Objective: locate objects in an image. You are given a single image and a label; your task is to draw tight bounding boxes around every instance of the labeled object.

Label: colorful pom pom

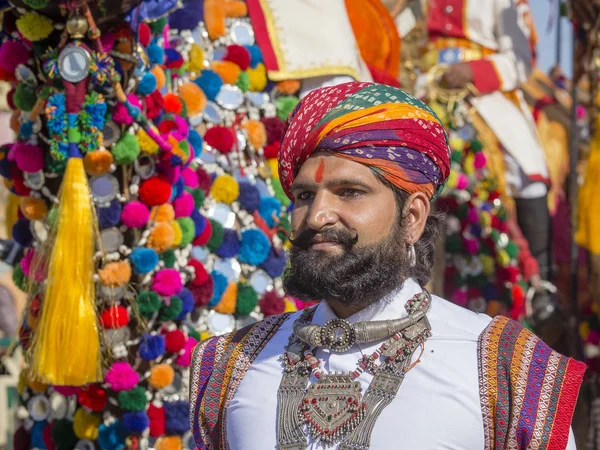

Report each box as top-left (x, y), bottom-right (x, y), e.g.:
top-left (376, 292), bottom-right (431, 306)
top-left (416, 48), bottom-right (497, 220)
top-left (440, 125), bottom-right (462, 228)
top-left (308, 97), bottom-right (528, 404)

top-left (238, 229), bottom-right (271, 265)
top-left (139, 177), bottom-right (173, 207)
top-left (152, 269), bottom-right (183, 297)
top-left (105, 362), bottom-right (139, 392)
top-left (122, 201), bottom-right (150, 228)
top-left (210, 174), bottom-right (239, 204)
top-left (204, 126), bottom-right (235, 153)
top-left (130, 247), bottom-right (159, 274)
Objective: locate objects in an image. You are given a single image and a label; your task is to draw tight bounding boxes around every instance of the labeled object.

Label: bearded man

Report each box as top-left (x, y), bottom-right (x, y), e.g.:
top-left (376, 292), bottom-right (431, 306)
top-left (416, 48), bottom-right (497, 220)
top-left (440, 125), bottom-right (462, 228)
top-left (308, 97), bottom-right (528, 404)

top-left (190, 83), bottom-right (584, 450)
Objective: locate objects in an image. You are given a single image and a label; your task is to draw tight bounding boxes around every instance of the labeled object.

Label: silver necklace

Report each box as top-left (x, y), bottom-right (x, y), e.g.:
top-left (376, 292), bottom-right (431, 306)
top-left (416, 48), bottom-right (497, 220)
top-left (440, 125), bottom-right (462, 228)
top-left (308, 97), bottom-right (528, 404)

top-left (277, 291), bottom-right (432, 450)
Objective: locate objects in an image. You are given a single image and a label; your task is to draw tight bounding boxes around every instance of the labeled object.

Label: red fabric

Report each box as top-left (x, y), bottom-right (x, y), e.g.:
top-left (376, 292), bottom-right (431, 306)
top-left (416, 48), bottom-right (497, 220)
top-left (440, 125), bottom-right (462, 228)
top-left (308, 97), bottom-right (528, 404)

top-left (468, 60), bottom-right (502, 94)
top-left (427, 0), bottom-right (466, 39)
top-left (246, 0), bottom-right (279, 72)
top-left (506, 216), bottom-right (539, 281)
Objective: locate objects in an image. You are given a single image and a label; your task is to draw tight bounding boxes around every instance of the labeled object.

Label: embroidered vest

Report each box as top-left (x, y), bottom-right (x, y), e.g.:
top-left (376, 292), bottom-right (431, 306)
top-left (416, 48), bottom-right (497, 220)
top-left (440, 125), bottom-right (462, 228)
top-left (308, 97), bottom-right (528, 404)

top-left (190, 314), bottom-right (585, 450)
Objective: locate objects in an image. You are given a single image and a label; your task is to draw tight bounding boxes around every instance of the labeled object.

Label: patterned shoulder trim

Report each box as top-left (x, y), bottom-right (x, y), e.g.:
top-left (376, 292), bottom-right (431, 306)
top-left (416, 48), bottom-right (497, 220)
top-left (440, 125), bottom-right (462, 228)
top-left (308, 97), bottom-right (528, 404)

top-left (478, 316), bottom-right (586, 450)
top-left (190, 312), bottom-right (291, 450)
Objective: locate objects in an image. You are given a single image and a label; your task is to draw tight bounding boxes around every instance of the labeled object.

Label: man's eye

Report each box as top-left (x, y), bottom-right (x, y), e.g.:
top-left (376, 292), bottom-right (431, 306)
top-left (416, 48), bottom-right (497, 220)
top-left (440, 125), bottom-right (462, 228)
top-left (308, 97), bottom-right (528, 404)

top-left (339, 189), bottom-right (363, 198)
top-left (297, 191), bottom-right (314, 201)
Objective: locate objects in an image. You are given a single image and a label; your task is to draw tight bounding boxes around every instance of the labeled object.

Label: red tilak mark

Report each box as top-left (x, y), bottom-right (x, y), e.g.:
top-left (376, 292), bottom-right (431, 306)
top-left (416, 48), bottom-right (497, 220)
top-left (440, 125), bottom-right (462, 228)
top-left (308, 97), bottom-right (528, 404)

top-left (315, 160), bottom-right (325, 183)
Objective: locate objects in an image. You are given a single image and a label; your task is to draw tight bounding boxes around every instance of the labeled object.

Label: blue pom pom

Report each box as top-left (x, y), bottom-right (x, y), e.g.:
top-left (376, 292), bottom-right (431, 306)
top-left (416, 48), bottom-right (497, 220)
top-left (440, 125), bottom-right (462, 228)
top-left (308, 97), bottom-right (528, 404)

top-left (260, 247), bottom-right (287, 278)
top-left (30, 421), bottom-right (47, 449)
top-left (188, 129), bottom-right (203, 155)
top-left (147, 43), bottom-right (165, 65)
top-left (193, 70), bottom-right (223, 101)
top-left (245, 45), bottom-right (264, 69)
top-left (176, 287), bottom-right (195, 320)
top-left (99, 421), bottom-right (127, 450)
top-left (190, 210), bottom-right (207, 237)
top-left (97, 200), bottom-right (122, 229)
top-left (470, 224), bottom-right (482, 238)
top-left (258, 196), bottom-right (282, 228)
top-left (483, 284), bottom-right (499, 301)
top-left (12, 218), bottom-right (33, 247)
top-left (238, 229), bottom-right (271, 266)
top-left (139, 334), bottom-right (165, 360)
top-left (173, 176), bottom-right (185, 199)
top-left (165, 48), bottom-right (183, 67)
top-left (137, 72), bottom-right (157, 96)
top-left (209, 271), bottom-right (228, 307)
top-left (238, 182), bottom-right (261, 213)
top-left (130, 248), bottom-right (159, 274)
top-left (164, 401), bottom-right (190, 435)
top-left (215, 228), bottom-right (240, 258)
top-left (122, 411), bottom-right (149, 434)
top-left (168, 0), bottom-right (203, 30)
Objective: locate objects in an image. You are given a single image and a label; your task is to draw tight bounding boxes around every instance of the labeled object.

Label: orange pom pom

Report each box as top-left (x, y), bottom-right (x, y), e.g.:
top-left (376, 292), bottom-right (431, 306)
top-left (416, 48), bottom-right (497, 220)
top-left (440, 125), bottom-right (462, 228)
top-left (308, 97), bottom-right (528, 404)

top-left (151, 65), bottom-right (167, 90)
top-left (147, 222), bottom-right (175, 253)
top-left (241, 120), bottom-right (267, 149)
top-left (204, 0), bottom-right (226, 40)
top-left (20, 197), bottom-right (47, 220)
top-left (83, 149), bottom-right (113, 176)
top-left (163, 93), bottom-right (183, 115)
top-left (148, 364), bottom-right (175, 389)
top-left (150, 204), bottom-right (175, 223)
top-left (179, 82), bottom-right (206, 116)
top-left (224, 1), bottom-right (247, 17)
top-left (210, 61), bottom-right (241, 85)
top-left (98, 261), bottom-right (132, 287)
top-left (156, 436), bottom-right (182, 450)
top-left (276, 80), bottom-right (301, 95)
top-left (214, 282), bottom-right (237, 315)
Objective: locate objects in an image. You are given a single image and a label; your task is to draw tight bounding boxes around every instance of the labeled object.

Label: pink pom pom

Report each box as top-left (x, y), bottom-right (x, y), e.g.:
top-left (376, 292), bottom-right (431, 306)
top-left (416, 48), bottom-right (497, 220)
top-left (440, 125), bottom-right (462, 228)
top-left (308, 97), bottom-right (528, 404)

top-left (104, 362), bottom-right (139, 391)
top-left (101, 32), bottom-right (116, 52)
top-left (464, 238), bottom-right (479, 255)
top-left (152, 269), bottom-right (182, 297)
top-left (456, 173), bottom-right (469, 190)
top-left (52, 386), bottom-right (80, 396)
top-left (122, 201), bottom-right (150, 228)
top-left (21, 248), bottom-right (45, 282)
top-left (451, 289), bottom-right (469, 308)
top-left (0, 41), bottom-right (29, 73)
top-left (174, 337), bottom-right (198, 367)
top-left (467, 207), bottom-right (478, 224)
top-left (112, 95), bottom-right (140, 125)
top-left (10, 143), bottom-right (43, 173)
top-left (589, 330), bottom-right (600, 346)
top-left (173, 191), bottom-right (194, 218)
top-left (577, 105), bottom-right (586, 120)
top-left (474, 152), bottom-right (487, 170)
top-left (181, 167), bottom-right (199, 188)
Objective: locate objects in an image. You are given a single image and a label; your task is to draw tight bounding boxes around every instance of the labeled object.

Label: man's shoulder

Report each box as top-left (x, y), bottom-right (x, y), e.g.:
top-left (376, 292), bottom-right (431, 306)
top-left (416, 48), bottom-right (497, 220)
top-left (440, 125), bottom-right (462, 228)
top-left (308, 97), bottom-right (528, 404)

top-left (428, 295), bottom-right (494, 342)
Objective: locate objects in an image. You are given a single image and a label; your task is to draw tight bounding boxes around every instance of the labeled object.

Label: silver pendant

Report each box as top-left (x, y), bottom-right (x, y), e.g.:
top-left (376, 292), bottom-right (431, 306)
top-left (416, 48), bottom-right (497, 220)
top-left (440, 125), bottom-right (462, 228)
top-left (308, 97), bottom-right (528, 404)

top-left (299, 374), bottom-right (366, 444)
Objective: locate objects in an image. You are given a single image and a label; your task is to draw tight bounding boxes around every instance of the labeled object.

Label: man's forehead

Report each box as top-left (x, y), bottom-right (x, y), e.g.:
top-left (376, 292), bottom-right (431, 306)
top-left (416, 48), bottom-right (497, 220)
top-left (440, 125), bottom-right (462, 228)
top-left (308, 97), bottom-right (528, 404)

top-left (293, 153), bottom-right (381, 186)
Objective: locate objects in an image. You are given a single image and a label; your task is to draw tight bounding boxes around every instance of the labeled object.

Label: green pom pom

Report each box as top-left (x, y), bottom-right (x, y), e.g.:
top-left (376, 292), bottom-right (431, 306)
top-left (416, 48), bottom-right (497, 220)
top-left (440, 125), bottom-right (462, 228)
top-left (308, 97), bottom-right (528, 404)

top-left (236, 71), bottom-right (250, 92)
top-left (496, 208), bottom-right (508, 222)
top-left (479, 240), bottom-right (493, 256)
top-left (137, 291), bottom-right (161, 318)
top-left (236, 283), bottom-right (258, 316)
top-left (52, 419), bottom-right (78, 450)
top-left (12, 265), bottom-right (26, 292)
top-left (451, 150), bottom-right (463, 164)
top-left (206, 219), bottom-right (224, 252)
top-left (177, 217), bottom-right (195, 247)
top-left (278, 215), bottom-right (291, 232)
top-left (14, 84), bottom-right (36, 112)
top-left (470, 140), bottom-right (483, 152)
top-left (455, 203), bottom-right (468, 220)
top-left (188, 327), bottom-right (201, 342)
top-left (188, 188), bottom-right (205, 209)
top-left (445, 234), bottom-right (462, 254)
top-left (118, 387), bottom-right (148, 411)
top-left (149, 17), bottom-right (168, 34)
top-left (24, 0), bottom-right (49, 8)
top-left (161, 249), bottom-right (177, 268)
top-left (271, 178), bottom-right (291, 208)
top-left (490, 229), bottom-right (500, 244)
top-left (112, 133), bottom-right (141, 165)
top-left (505, 241), bottom-right (519, 260)
top-left (159, 296), bottom-right (183, 321)
top-left (276, 96), bottom-right (299, 122)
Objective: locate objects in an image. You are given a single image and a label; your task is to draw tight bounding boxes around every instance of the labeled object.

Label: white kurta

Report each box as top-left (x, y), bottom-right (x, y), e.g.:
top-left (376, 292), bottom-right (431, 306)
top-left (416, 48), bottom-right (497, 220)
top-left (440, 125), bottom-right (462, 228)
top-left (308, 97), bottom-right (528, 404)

top-left (225, 279), bottom-right (576, 449)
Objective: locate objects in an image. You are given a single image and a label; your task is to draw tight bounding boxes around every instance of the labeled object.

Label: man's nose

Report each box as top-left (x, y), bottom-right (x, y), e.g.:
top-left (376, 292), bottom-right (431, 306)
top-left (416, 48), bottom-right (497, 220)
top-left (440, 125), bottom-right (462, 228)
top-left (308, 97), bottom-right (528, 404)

top-left (305, 191), bottom-right (340, 231)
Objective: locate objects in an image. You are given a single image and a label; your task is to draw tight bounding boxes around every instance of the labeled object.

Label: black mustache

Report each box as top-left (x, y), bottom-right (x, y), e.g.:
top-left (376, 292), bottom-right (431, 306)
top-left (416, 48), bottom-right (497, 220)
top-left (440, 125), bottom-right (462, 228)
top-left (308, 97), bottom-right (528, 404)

top-left (289, 228), bottom-right (359, 250)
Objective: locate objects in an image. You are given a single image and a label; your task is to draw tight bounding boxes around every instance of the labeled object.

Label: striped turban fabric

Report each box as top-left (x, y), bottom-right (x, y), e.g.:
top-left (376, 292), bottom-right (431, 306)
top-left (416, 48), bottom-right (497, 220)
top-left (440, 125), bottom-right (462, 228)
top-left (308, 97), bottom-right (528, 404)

top-left (278, 82), bottom-right (451, 200)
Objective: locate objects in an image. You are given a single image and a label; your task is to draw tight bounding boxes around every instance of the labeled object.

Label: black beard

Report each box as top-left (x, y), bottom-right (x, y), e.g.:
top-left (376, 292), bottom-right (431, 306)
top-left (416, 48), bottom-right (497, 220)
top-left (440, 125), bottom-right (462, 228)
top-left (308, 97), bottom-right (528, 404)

top-left (283, 224), bottom-right (410, 307)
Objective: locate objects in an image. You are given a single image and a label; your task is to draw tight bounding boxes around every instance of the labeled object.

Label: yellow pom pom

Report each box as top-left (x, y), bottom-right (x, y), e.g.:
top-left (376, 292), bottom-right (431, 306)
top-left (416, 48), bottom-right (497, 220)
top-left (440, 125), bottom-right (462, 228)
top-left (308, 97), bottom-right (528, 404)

top-left (241, 120), bottom-right (267, 149)
top-left (20, 196), bottom-right (47, 220)
top-left (479, 211), bottom-right (492, 228)
top-left (480, 255), bottom-right (495, 276)
top-left (214, 282), bottom-right (237, 314)
top-left (248, 63), bottom-right (267, 92)
top-left (496, 250), bottom-right (510, 268)
top-left (156, 436), bottom-right (182, 450)
top-left (170, 220), bottom-right (182, 247)
top-left (464, 153), bottom-right (475, 175)
top-left (149, 364), bottom-right (175, 389)
top-left (449, 138), bottom-right (465, 151)
top-left (187, 43), bottom-right (205, 74)
top-left (137, 128), bottom-right (160, 155)
top-left (17, 12), bottom-right (53, 41)
top-left (211, 175), bottom-right (239, 204)
top-left (267, 159), bottom-right (279, 180)
top-left (446, 171), bottom-right (458, 189)
top-left (284, 298), bottom-right (297, 313)
top-left (73, 408), bottom-right (100, 440)
top-left (580, 321), bottom-right (591, 341)
top-left (199, 331), bottom-right (212, 341)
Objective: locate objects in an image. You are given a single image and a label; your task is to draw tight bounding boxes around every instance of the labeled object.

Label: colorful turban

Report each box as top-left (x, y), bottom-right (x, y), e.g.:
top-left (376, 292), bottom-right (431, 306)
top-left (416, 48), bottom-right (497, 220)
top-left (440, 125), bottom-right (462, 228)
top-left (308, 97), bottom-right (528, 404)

top-left (278, 82), bottom-right (451, 200)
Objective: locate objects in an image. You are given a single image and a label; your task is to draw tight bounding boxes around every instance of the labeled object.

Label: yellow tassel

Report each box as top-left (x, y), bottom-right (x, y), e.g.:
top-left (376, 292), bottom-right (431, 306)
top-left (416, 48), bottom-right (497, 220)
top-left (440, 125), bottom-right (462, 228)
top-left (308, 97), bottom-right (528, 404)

top-left (576, 121), bottom-right (600, 254)
top-left (29, 157), bottom-right (101, 386)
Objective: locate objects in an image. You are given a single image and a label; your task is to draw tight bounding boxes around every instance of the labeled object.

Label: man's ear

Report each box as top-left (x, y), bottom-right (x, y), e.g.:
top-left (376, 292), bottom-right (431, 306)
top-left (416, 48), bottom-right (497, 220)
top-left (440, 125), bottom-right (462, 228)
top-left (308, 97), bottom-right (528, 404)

top-left (402, 192), bottom-right (431, 244)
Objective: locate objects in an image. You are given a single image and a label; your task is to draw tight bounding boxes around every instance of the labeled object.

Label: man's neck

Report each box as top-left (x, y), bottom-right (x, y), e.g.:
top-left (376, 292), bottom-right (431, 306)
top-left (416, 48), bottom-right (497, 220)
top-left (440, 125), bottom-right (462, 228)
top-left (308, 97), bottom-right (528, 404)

top-left (326, 299), bottom-right (368, 319)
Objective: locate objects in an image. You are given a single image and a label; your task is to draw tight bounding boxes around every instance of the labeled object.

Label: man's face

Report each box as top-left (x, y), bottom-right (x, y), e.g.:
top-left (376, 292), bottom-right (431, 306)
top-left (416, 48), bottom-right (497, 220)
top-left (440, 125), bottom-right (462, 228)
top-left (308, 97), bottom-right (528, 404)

top-left (284, 153), bottom-right (410, 305)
